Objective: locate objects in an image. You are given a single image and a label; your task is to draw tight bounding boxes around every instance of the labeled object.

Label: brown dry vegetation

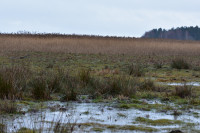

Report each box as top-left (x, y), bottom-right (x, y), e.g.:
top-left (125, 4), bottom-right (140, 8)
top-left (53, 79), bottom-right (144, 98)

top-left (0, 34), bottom-right (200, 56)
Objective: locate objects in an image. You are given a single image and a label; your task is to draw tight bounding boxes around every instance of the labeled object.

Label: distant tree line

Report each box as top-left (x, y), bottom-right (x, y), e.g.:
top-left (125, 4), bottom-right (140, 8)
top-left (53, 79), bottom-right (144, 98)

top-left (142, 26), bottom-right (200, 41)
top-left (0, 31), bottom-right (135, 40)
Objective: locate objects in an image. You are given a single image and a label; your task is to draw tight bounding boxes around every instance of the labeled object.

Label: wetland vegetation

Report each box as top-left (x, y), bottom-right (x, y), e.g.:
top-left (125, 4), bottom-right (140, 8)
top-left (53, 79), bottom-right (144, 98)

top-left (0, 34), bottom-right (200, 132)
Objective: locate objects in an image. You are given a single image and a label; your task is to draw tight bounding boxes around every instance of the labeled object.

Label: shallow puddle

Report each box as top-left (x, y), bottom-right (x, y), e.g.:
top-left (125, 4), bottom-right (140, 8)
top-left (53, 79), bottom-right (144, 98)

top-left (160, 82), bottom-right (200, 86)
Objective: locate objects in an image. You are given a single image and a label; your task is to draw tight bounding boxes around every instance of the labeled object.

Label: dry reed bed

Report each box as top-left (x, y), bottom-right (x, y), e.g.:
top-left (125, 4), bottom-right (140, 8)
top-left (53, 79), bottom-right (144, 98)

top-left (0, 34), bottom-right (200, 56)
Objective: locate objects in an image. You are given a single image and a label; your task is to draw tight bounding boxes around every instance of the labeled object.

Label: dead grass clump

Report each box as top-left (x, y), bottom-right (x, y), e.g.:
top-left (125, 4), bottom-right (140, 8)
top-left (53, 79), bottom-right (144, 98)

top-left (175, 85), bottom-right (193, 98)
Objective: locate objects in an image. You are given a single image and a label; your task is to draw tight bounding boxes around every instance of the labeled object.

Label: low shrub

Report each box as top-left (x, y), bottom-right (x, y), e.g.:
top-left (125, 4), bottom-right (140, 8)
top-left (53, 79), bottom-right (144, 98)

top-left (171, 58), bottom-right (189, 69)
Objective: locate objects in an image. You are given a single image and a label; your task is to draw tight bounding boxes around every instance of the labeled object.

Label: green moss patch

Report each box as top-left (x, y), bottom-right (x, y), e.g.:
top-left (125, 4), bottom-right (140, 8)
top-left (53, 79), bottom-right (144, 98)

top-left (135, 117), bottom-right (182, 125)
top-left (16, 127), bottom-right (36, 133)
top-left (119, 125), bottom-right (158, 132)
top-left (91, 128), bottom-right (105, 132)
top-left (79, 123), bottom-right (158, 132)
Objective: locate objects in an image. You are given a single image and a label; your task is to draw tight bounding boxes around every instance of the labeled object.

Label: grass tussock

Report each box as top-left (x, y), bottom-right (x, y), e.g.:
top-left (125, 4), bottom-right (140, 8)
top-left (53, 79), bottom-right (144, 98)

top-left (171, 58), bottom-right (190, 69)
top-left (129, 64), bottom-right (145, 77)
top-left (0, 100), bottom-right (17, 114)
top-left (79, 69), bottom-right (91, 85)
top-left (154, 61), bottom-right (163, 69)
top-left (31, 77), bottom-right (51, 100)
top-left (139, 79), bottom-right (156, 91)
top-left (62, 88), bottom-right (77, 101)
top-left (61, 73), bottom-right (80, 101)
top-left (0, 66), bottom-right (31, 99)
top-left (0, 123), bottom-right (6, 133)
top-left (0, 74), bottom-right (13, 99)
top-left (175, 85), bottom-right (193, 98)
top-left (87, 77), bottom-right (137, 98)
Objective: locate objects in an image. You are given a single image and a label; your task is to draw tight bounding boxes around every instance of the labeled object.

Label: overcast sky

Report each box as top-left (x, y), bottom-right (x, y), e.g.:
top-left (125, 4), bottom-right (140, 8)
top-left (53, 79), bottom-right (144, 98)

top-left (0, 0), bottom-right (200, 37)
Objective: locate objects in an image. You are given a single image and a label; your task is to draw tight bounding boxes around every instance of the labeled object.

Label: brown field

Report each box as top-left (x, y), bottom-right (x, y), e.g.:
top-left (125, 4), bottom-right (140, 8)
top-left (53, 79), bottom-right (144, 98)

top-left (1, 34), bottom-right (200, 56)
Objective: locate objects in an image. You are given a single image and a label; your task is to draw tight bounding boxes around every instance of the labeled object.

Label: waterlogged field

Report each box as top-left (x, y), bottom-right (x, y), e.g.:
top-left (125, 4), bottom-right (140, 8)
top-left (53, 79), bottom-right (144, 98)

top-left (1, 101), bottom-right (200, 133)
top-left (0, 34), bottom-right (200, 133)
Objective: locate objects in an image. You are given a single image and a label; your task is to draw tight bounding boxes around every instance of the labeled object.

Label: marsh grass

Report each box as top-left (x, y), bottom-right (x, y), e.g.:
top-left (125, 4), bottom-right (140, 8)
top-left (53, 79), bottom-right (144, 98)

top-left (1, 34), bottom-right (200, 57)
top-left (0, 34), bottom-right (200, 132)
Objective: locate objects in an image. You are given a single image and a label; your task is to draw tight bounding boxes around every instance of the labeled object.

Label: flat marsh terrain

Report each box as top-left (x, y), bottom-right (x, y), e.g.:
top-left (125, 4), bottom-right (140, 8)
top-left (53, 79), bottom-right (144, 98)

top-left (0, 34), bottom-right (200, 133)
